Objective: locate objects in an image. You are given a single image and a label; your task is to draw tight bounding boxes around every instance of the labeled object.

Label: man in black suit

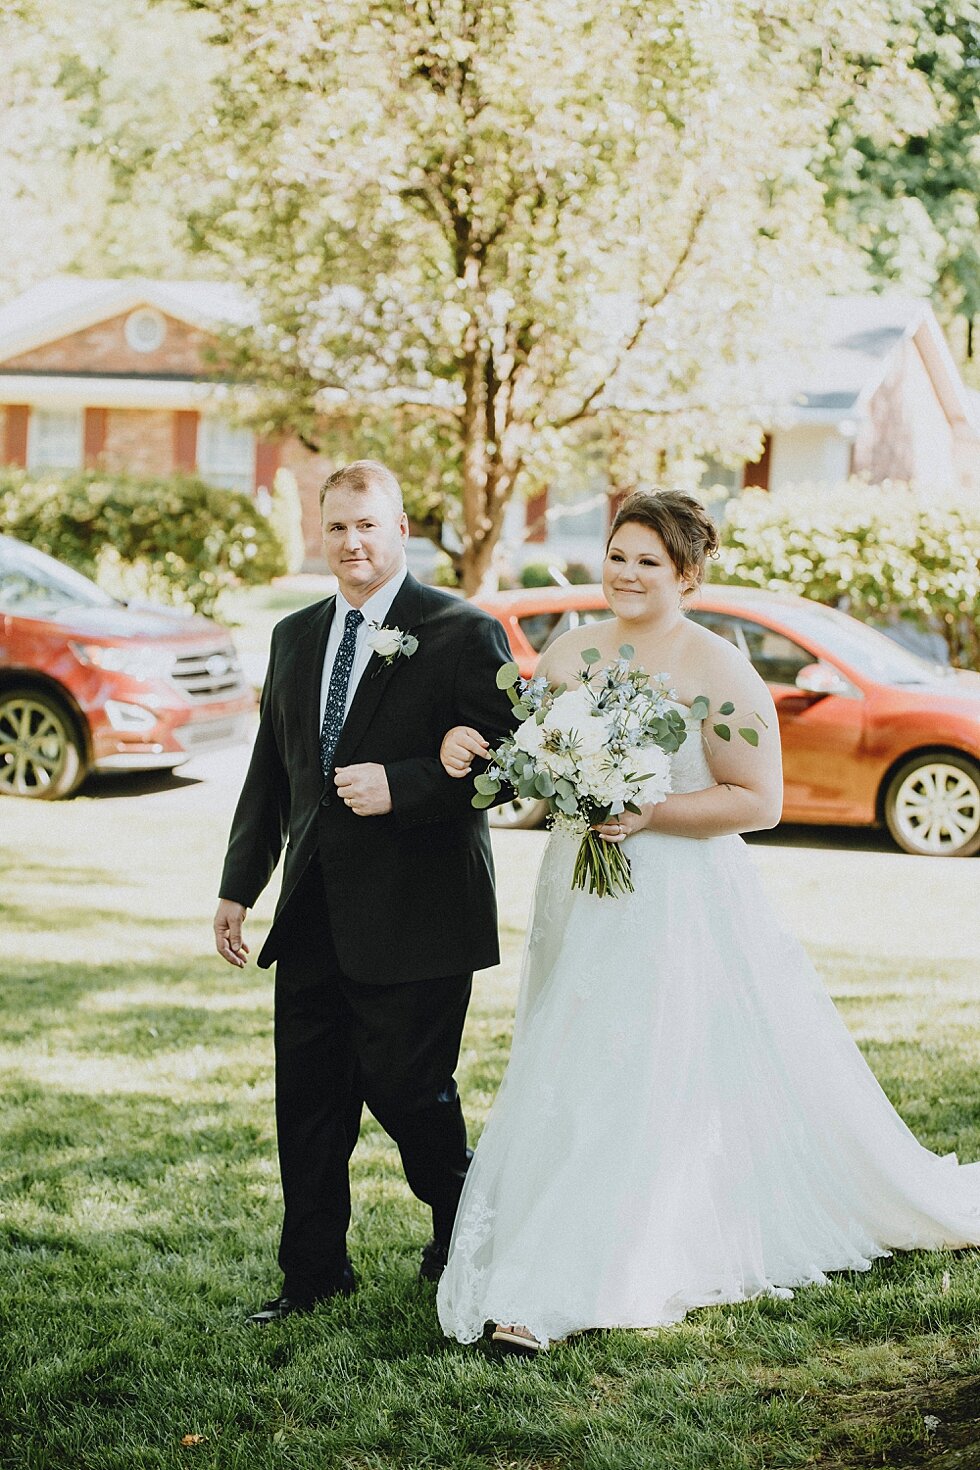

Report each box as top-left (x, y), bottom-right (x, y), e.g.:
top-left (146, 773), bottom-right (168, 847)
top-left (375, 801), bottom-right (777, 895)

top-left (213, 460), bottom-right (514, 1323)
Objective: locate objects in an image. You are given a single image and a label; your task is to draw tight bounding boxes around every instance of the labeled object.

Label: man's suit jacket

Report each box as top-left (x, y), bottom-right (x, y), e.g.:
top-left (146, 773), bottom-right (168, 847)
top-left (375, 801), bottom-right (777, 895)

top-left (220, 573), bottom-right (516, 985)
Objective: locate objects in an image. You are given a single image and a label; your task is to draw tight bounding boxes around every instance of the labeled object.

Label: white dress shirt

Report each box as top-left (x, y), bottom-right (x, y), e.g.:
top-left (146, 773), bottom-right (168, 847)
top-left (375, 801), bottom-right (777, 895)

top-left (318, 564), bottom-right (408, 733)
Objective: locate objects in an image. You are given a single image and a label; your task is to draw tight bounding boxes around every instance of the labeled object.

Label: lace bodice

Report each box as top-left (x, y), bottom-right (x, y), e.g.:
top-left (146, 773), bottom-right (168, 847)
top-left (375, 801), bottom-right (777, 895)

top-left (666, 702), bottom-right (714, 796)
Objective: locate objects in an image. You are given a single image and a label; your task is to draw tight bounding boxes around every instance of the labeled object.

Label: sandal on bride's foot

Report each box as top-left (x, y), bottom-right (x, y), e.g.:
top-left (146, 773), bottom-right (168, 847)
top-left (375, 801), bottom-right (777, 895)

top-left (491, 1323), bottom-right (546, 1354)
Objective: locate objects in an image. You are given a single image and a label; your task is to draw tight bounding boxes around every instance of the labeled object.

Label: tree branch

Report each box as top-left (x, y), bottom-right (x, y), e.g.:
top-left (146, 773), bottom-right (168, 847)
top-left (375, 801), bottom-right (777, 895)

top-left (548, 200), bottom-right (710, 432)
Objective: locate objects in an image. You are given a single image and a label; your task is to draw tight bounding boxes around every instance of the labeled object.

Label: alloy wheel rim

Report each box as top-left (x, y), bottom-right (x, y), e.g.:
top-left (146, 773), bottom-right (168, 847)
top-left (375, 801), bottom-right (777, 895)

top-left (491, 797), bottom-right (543, 828)
top-left (0, 698), bottom-right (68, 795)
top-left (894, 763), bottom-right (980, 854)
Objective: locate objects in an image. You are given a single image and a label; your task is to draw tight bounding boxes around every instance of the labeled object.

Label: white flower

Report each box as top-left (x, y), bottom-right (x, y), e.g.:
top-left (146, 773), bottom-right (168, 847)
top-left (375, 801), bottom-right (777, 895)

top-left (367, 625), bottom-right (404, 658)
top-left (366, 623), bottom-right (419, 670)
top-left (543, 688), bottom-right (607, 755)
top-left (514, 715), bottom-right (545, 755)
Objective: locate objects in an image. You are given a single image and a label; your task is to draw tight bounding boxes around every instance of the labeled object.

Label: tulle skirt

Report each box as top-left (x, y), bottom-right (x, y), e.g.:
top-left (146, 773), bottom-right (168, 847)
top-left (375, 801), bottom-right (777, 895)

top-left (437, 830), bottom-right (980, 1347)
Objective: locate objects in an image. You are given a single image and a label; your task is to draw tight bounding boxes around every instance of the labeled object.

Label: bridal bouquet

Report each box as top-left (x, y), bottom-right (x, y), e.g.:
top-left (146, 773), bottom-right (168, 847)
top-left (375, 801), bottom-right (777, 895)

top-left (472, 646), bottom-right (697, 898)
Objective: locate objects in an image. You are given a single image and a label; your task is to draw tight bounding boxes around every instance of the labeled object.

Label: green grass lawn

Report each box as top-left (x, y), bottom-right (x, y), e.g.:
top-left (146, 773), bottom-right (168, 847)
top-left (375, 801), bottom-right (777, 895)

top-left (2, 790), bottom-right (979, 1470)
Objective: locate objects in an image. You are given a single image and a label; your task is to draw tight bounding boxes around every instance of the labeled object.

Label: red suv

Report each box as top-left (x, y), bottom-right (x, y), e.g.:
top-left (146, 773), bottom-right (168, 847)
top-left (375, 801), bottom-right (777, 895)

top-left (0, 533), bottom-right (254, 798)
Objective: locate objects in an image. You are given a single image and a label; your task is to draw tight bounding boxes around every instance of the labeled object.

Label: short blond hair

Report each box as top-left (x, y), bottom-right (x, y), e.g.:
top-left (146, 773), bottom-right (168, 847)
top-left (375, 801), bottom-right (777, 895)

top-left (319, 459), bottom-right (404, 512)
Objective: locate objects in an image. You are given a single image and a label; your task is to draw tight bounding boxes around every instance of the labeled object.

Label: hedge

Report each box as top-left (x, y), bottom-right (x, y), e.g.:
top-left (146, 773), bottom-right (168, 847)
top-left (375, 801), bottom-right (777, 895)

top-left (0, 469), bottom-right (286, 618)
top-left (714, 483), bottom-right (980, 670)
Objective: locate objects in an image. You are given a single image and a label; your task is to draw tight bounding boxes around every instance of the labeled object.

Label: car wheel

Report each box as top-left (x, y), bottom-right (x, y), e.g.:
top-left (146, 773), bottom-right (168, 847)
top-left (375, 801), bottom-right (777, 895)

top-left (488, 796), bottom-right (549, 830)
top-left (883, 753), bottom-right (980, 857)
top-left (0, 686), bottom-right (85, 800)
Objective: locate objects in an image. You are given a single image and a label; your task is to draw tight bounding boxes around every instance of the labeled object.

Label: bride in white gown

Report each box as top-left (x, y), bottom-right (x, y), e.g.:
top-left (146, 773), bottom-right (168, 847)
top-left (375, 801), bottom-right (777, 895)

top-left (435, 490), bottom-right (980, 1352)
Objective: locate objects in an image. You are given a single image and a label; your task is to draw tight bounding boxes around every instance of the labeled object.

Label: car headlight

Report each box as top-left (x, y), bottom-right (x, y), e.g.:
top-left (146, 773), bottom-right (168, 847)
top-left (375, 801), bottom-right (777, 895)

top-left (70, 642), bottom-right (175, 681)
top-left (104, 700), bottom-right (159, 733)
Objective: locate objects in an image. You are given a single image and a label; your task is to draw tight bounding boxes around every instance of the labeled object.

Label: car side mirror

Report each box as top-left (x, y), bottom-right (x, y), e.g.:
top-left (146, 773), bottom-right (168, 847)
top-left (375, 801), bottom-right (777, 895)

top-left (794, 662), bottom-right (856, 697)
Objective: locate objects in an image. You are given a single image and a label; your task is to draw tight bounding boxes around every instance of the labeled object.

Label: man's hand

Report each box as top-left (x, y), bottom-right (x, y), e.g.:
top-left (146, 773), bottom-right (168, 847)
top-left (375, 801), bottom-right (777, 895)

top-left (440, 725), bottom-right (490, 778)
top-left (334, 762), bottom-right (393, 816)
top-left (214, 898), bottom-right (250, 967)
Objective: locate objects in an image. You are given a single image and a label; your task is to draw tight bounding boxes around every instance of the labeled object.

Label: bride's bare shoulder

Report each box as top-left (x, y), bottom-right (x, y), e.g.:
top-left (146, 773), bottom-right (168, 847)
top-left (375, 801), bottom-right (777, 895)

top-left (536, 624), bottom-right (610, 684)
top-left (682, 615), bottom-right (773, 711)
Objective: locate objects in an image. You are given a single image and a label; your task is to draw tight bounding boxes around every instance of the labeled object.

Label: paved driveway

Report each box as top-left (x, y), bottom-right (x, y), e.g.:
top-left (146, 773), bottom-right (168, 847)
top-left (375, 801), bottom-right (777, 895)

top-left (32, 734), bottom-right (976, 970)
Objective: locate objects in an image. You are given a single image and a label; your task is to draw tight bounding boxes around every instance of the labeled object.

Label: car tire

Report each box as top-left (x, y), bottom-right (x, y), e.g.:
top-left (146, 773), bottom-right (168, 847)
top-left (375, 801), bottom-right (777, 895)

top-left (488, 796), bottom-right (549, 830)
top-left (883, 752), bottom-right (980, 857)
top-left (0, 685), bottom-right (86, 800)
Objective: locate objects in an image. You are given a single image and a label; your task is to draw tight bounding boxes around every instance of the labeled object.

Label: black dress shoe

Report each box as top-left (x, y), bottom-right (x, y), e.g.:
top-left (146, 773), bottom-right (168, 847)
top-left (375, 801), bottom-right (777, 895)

top-left (246, 1294), bottom-right (311, 1325)
top-left (418, 1240), bottom-right (450, 1282)
top-left (247, 1267), bottom-right (356, 1324)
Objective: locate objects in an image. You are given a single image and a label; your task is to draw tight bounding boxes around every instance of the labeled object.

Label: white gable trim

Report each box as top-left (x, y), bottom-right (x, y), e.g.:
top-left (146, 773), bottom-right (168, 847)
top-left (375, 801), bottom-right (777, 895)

top-left (0, 374), bottom-right (256, 413)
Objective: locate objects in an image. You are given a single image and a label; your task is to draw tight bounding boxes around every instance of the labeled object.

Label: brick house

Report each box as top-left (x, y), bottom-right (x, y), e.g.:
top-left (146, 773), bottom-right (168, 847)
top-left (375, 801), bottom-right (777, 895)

top-left (704, 294), bottom-right (980, 497)
top-left (0, 276), bottom-right (333, 563)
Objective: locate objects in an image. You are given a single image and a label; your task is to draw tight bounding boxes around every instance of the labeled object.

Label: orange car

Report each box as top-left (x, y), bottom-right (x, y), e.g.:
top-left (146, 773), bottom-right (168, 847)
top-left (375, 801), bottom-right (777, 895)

top-left (473, 583), bottom-right (980, 857)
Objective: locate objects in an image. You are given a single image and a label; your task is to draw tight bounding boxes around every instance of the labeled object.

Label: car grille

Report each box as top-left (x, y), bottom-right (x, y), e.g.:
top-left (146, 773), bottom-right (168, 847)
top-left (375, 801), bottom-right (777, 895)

top-left (170, 644), bottom-right (248, 702)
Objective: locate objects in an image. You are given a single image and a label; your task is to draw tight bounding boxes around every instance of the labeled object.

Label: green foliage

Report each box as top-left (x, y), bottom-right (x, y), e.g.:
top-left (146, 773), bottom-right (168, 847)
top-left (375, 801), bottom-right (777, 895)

top-left (821, 3), bottom-right (980, 335)
top-left (716, 483), bottom-right (980, 669)
top-left (0, 469), bottom-right (285, 618)
top-left (519, 561), bottom-right (558, 589)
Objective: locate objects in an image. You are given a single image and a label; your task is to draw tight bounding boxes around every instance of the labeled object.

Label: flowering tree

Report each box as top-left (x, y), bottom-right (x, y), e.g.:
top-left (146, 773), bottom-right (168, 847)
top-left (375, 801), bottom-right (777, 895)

top-left (184, 0), bottom-right (923, 591)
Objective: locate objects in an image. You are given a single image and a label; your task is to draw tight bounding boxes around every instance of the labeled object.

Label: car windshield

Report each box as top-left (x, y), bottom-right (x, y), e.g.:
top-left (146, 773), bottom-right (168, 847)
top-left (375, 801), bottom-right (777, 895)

top-left (763, 600), bottom-right (943, 684)
top-left (0, 538), bottom-right (117, 617)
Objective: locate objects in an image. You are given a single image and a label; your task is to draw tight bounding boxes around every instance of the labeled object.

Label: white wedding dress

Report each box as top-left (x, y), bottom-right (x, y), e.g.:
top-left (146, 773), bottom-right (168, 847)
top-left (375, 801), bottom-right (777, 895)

top-left (437, 702), bottom-right (980, 1347)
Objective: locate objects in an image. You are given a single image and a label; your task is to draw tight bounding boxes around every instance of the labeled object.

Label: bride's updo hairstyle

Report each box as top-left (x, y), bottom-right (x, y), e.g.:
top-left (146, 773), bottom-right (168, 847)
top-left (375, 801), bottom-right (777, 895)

top-left (606, 490), bottom-right (720, 590)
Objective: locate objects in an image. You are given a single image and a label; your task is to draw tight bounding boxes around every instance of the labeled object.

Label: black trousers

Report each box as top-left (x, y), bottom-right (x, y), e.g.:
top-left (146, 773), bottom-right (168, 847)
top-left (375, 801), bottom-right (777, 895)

top-left (273, 858), bottom-right (473, 1299)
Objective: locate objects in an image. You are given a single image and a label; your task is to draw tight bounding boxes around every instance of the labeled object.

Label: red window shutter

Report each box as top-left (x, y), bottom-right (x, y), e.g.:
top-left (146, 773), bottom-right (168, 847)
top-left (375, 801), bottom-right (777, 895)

top-left (4, 405), bottom-right (29, 467)
top-left (83, 407), bottom-right (107, 467)
top-left (173, 410), bottom-right (199, 471)
top-left (743, 434), bottom-right (772, 491)
top-left (607, 490), bottom-right (627, 528)
top-left (524, 487), bottom-right (549, 544)
top-left (254, 439), bottom-right (280, 492)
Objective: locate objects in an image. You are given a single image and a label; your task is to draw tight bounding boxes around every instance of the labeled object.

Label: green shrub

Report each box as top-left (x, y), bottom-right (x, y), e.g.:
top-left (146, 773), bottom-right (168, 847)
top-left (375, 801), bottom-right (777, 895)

top-left (520, 561), bottom-right (559, 588)
top-left (715, 483), bottom-right (980, 670)
top-left (0, 469), bottom-right (286, 618)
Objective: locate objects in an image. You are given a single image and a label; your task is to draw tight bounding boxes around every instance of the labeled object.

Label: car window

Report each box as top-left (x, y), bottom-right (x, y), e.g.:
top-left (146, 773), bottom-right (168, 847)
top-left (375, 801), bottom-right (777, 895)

top-left (685, 609), bottom-right (740, 647)
top-left (518, 611), bottom-right (564, 653)
top-left (0, 541), bottom-right (114, 615)
top-left (735, 620), bottom-right (814, 686)
top-left (539, 606), bottom-right (613, 653)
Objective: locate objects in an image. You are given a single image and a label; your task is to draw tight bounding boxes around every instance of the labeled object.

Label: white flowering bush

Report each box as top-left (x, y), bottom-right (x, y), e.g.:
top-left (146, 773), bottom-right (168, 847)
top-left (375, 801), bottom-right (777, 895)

top-left (715, 483), bottom-right (980, 669)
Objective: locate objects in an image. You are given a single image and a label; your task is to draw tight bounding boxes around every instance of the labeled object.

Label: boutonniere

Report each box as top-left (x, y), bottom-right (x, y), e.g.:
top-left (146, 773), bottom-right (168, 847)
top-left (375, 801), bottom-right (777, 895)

top-left (366, 622), bottom-right (419, 673)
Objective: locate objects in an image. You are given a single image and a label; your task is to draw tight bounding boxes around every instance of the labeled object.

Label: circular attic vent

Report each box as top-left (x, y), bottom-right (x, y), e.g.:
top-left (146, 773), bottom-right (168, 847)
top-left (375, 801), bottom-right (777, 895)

top-left (124, 307), bottom-right (167, 354)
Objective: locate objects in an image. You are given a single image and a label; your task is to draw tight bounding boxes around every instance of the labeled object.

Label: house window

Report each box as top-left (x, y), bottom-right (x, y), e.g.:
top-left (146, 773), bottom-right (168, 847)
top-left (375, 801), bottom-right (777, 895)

top-left (27, 408), bottom-right (83, 472)
top-left (197, 418), bottom-right (255, 493)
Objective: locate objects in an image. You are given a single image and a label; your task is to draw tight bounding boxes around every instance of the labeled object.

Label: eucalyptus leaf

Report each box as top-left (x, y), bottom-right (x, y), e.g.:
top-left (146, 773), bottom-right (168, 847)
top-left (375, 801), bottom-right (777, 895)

top-left (556, 793), bottom-right (578, 815)
top-left (581, 648), bottom-right (601, 665)
top-left (618, 644), bottom-right (634, 659)
top-left (739, 727), bottom-right (760, 746)
top-left (471, 793), bottom-right (496, 809)
top-left (535, 771), bottom-right (556, 797)
top-left (473, 774), bottom-right (499, 795)
top-left (496, 662), bottom-right (520, 690)
top-left (713, 723), bottom-right (732, 741)
top-left (510, 702), bottom-right (530, 722)
top-left (690, 695), bottom-right (710, 721)
top-left (719, 701), bottom-right (735, 716)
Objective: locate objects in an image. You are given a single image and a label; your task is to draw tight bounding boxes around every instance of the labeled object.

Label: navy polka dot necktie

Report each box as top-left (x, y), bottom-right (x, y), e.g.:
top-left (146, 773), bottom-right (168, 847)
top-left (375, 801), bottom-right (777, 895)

top-left (319, 607), bottom-right (364, 779)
